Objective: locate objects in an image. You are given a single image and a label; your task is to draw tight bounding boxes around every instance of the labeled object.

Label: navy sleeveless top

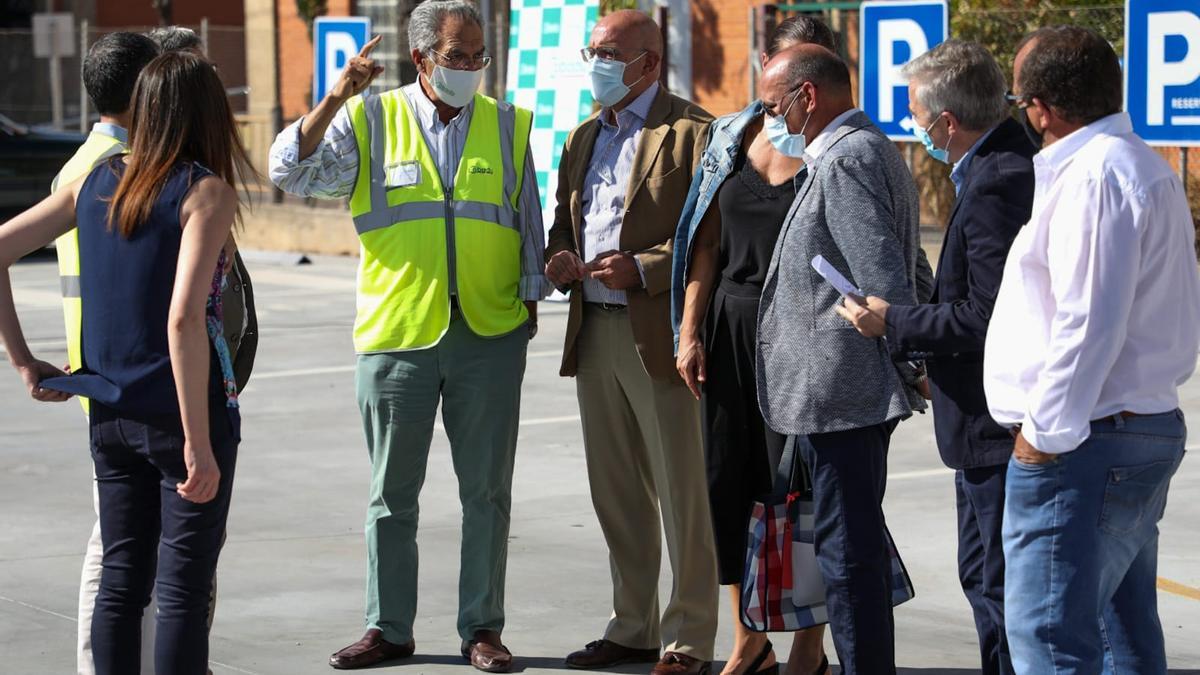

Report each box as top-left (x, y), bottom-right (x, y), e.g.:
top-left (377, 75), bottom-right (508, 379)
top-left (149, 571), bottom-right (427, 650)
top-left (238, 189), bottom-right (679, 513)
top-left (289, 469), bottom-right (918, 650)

top-left (42, 158), bottom-right (240, 433)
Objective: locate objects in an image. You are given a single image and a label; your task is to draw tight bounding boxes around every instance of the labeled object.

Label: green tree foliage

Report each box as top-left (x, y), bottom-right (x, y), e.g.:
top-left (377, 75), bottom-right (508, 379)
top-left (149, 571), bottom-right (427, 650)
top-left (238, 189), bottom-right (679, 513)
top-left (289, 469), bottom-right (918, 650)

top-left (296, 0), bottom-right (328, 31)
top-left (912, 1), bottom-right (1131, 227)
top-left (600, 0), bottom-right (641, 13)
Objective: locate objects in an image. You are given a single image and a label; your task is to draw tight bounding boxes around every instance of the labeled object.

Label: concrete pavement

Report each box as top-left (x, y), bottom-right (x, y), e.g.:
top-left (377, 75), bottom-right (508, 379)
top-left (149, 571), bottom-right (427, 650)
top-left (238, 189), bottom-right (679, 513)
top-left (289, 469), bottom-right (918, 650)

top-left (2, 253), bottom-right (1198, 674)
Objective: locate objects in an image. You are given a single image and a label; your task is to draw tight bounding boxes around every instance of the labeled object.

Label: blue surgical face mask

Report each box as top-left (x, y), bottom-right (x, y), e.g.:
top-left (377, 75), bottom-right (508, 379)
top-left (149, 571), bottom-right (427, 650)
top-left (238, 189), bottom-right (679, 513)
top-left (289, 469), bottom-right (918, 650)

top-left (587, 51), bottom-right (647, 108)
top-left (764, 88), bottom-right (813, 158)
top-left (915, 114), bottom-right (950, 163)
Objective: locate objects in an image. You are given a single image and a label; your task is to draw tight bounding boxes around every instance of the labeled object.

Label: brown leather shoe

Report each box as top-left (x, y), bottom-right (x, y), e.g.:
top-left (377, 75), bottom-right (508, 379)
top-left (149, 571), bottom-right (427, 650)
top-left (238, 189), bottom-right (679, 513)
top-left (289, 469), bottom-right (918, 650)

top-left (328, 629), bottom-right (415, 670)
top-left (565, 639), bottom-right (660, 669)
top-left (652, 652), bottom-right (712, 675)
top-left (460, 630), bottom-right (514, 673)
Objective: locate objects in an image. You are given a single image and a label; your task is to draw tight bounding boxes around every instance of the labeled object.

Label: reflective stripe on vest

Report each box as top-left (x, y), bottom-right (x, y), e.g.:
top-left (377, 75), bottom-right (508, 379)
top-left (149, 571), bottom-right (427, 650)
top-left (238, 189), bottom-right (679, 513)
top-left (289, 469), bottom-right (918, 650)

top-left (53, 133), bottom-right (126, 414)
top-left (347, 89), bottom-right (532, 353)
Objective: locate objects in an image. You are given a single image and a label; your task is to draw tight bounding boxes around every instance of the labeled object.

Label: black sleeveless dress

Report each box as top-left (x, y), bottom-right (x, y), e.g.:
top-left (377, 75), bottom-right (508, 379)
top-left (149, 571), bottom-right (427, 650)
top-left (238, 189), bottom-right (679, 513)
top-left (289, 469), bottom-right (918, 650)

top-left (702, 149), bottom-right (801, 584)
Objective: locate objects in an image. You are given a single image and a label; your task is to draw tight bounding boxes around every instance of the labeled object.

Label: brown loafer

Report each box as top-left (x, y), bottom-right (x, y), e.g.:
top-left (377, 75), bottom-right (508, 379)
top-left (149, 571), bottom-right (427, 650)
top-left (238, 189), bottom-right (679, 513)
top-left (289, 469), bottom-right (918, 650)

top-left (328, 629), bottom-right (415, 670)
top-left (461, 631), bottom-right (514, 673)
top-left (652, 652), bottom-right (712, 675)
top-left (565, 639), bottom-right (660, 669)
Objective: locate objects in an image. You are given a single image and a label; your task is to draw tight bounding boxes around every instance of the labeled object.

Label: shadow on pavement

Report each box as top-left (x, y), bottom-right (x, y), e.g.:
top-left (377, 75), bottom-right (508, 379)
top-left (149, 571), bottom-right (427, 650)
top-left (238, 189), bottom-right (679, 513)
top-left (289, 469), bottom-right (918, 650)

top-left (896, 671), bottom-right (1200, 675)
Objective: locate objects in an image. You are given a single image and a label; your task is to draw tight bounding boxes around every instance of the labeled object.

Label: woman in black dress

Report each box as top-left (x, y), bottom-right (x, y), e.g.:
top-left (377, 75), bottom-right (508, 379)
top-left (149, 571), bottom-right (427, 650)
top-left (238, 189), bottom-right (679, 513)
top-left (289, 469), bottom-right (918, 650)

top-left (674, 16), bottom-right (838, 675)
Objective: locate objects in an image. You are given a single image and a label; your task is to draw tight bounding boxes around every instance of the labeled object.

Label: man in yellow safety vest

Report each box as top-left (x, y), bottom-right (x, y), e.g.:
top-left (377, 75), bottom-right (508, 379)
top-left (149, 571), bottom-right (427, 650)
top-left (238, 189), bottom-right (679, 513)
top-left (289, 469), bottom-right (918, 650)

top-left (268, 2), bottom-right (546, 671)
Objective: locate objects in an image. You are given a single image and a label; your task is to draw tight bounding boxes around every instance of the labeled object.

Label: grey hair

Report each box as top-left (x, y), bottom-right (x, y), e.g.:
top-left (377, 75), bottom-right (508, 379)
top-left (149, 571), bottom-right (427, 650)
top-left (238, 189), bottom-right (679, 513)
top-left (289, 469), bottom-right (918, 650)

top-left (146, 26), bottom-right (202, 53)
top-left (408, 0), bottom-right (484, 56)
top-left (901, 39), bottom-right (1009, 131)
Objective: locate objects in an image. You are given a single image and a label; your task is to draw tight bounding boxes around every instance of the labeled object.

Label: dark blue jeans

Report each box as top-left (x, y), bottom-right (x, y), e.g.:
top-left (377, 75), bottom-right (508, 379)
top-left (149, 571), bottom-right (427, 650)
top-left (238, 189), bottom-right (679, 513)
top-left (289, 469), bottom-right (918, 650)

top-left (956, 465), bottom-right (1012, 675)
top-left (89, 403), bottom-right (237, 675)
top-left (796, 422), bottom-right (894, 675)
top-left (1003, 410), bottom-right (1186, 674)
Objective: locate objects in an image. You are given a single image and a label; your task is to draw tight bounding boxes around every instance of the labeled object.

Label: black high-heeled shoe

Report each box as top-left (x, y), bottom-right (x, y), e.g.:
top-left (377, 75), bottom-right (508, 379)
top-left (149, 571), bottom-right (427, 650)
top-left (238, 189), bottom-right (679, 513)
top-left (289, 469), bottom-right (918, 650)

top-left (739, 639), bottom-right (779, 675)
top-left (810, 654), bottom-right (830, 675)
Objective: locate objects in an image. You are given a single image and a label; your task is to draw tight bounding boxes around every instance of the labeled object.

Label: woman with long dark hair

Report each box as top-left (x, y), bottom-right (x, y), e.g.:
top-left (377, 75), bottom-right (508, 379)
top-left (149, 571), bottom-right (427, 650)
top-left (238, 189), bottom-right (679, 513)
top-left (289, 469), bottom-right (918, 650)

top-left (0, 50), bottom-right (254, 674)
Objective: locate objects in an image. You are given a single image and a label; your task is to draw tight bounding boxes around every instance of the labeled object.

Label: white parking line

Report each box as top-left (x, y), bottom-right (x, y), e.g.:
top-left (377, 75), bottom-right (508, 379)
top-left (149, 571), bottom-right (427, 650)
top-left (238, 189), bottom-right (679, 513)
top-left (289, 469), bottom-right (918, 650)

top-left (0, 338), bottom-right (67, 354)
top-left (250, 351), bottom-right (563, 381)
top-left (888, 467), bottom-right (954, 480)
top-left (251, 365), bottom-right (355, 380)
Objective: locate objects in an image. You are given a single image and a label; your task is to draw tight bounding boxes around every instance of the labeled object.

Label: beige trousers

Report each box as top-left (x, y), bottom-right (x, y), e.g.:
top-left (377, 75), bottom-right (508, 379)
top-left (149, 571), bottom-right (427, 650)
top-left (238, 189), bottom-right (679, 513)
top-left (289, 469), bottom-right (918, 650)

top-left (575, 305), bottom-right (719, 660)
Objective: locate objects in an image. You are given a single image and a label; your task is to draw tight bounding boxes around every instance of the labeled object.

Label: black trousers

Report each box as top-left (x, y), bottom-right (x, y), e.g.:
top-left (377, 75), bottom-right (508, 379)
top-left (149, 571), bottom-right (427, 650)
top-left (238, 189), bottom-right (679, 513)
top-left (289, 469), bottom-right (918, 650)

top-left (89, 403), bottom-right (238, 675)
top-left (796, 422), bottom-right (895, 675)
top-left (702, 287), bottom-right (787, 584)
top-left (957, 464), bottom-right (1013, 675)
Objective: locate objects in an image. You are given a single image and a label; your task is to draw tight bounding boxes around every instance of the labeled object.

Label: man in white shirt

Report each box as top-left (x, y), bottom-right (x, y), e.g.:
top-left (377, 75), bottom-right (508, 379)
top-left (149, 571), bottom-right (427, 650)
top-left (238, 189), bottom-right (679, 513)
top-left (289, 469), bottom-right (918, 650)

top-left (984, 25), bottom-right (1200, 674)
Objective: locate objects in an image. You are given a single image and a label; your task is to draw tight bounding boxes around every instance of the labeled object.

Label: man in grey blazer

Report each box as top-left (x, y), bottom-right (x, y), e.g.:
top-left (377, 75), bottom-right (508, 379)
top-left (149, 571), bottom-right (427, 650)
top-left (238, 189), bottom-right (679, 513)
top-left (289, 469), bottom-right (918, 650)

top-left (756, 44), bottom-right (926, 674)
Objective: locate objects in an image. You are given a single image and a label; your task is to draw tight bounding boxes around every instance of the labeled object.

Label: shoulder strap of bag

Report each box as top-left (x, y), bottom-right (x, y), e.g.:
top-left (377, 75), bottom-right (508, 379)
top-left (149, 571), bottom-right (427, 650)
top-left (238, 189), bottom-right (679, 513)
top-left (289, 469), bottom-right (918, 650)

top-left (771, 436), bottom-right (799, 502)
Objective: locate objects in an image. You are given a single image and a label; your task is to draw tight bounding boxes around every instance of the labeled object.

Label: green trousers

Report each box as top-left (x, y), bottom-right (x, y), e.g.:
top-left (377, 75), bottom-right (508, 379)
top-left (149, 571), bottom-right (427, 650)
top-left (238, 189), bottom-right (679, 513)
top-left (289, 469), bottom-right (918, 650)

top-left (355, 313), bottom-right (528, 644)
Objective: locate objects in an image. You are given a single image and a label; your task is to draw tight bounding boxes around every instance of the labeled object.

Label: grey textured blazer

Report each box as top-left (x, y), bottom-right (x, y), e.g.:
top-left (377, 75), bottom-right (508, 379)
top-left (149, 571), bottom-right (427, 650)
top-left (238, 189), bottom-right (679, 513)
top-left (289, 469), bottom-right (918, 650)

top-left (757, 111), bottom-right (927, 436)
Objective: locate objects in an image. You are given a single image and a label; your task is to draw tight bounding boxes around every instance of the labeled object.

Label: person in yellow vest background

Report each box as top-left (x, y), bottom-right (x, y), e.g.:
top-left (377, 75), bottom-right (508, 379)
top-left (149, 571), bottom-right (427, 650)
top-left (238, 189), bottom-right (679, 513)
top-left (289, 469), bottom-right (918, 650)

top-left (268, 1), bottom-right (547, 671)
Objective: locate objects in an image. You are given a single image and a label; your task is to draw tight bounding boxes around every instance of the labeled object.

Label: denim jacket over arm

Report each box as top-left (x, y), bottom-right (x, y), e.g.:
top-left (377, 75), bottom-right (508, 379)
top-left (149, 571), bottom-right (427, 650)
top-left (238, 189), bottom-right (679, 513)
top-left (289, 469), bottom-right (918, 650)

top-left (669, 100), bottom-right (764, 352)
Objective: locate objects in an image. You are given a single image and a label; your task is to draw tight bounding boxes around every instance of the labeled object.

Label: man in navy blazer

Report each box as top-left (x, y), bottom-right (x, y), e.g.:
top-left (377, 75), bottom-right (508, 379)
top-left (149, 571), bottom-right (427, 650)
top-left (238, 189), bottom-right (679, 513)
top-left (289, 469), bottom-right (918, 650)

top-left (837, 40), bottom-right (1034, 675)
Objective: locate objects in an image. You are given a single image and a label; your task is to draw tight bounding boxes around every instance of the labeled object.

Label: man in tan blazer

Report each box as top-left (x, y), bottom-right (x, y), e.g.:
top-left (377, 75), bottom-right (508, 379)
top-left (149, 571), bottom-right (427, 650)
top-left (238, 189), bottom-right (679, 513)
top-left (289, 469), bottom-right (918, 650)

top-left (544, 10), bottom-right (718, 675)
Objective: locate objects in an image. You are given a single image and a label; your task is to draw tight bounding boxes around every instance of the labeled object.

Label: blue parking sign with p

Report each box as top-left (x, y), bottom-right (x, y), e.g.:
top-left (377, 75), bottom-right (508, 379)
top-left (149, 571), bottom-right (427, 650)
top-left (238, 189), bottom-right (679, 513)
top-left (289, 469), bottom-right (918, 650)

top-left (860, 0), bottom-right (948, 141)
top-left (313, 17), bottom-right (371, 107)
top-left (1126, 0), bottom-right (1200, 146)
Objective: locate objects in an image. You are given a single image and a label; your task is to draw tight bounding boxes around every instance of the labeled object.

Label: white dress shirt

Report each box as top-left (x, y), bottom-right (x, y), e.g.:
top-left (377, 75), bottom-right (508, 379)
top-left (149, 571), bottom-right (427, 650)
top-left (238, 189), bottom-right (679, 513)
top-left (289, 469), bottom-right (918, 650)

top-left (268, 81), bottom-right (549, 301)
top-left (801, 107), bottom-right (861, 163)
top-left (984, 112), bottom-right (1200, 454)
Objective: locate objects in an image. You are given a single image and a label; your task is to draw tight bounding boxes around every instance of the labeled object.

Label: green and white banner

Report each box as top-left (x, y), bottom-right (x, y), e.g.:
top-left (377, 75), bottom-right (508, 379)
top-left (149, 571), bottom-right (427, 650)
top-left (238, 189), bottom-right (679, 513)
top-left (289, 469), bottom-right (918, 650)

top-left (506, 0), bottom-right (600, 227)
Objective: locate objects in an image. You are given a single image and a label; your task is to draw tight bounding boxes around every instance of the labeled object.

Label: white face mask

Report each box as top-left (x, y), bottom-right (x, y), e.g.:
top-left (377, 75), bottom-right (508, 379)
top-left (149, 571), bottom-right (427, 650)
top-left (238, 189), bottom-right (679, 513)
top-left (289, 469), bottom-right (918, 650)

top-left (426, 63), bottom-right (484, 109)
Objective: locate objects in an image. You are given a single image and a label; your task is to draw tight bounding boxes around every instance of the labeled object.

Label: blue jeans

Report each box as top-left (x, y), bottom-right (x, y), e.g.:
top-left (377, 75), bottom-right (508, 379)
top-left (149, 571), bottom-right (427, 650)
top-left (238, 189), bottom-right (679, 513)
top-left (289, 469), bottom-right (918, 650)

top-left (89, 402), bottom-right (238, 675)
top-left (1003, 410), bottom-right (1186, 675)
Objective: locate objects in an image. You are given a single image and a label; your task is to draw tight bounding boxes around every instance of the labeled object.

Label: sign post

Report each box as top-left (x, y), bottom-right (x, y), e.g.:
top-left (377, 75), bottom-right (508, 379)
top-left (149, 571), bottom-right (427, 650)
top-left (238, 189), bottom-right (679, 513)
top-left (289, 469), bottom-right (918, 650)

top-left (32, 12), bottom-right (75, 130)
top-left (312, 17), bottom-right (372, 108)
top-left (1126, 0), bottom-right (1200, 197)
top-left (859, 0), bottom-right (948, 141)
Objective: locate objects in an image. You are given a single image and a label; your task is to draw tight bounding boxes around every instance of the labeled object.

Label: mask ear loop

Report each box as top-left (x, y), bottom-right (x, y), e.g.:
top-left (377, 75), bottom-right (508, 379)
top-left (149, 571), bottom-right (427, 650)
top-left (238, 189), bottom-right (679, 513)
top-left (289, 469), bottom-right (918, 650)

top-left (787, 86), bottom-right (813, 140)
top-left (622, 50), bottom-right (650, 92)
top-left (927, 113), bottom-right (951, 155)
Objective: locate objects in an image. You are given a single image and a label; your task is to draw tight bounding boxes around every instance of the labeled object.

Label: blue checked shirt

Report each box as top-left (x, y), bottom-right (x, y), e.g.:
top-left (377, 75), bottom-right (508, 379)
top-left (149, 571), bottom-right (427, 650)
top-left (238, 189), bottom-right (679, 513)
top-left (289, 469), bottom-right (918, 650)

top-left (579, 82), bottom-right (658, 304)
top-left (268, 81), bottom-right (549, 301)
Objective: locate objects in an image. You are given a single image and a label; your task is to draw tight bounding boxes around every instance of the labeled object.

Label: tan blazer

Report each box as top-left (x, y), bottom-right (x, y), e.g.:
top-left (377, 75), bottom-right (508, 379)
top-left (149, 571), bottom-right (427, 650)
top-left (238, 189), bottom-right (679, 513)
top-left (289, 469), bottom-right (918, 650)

top-left (547, 87), bottom-right (713, 381)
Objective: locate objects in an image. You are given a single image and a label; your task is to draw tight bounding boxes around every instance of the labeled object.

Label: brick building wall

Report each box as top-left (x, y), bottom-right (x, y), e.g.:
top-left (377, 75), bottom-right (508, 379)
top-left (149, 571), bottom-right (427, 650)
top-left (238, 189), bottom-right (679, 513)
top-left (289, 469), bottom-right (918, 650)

top-left (96, 1), bottom-right (242, 26)
top-left (277, 0), bottom-right (353, 122)
top-left (690, 0), bottom-right (861, 118)
top-left (92, 1), bottom-right (248, 112)
top-left (691, 0), bottom-right (757, 117)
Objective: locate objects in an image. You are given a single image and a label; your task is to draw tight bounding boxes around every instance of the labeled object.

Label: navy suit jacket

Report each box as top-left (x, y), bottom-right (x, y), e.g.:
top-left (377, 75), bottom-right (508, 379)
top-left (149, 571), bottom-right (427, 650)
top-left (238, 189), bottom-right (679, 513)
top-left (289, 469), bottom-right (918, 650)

top-left (885, 118), bottom-right (1035, 470)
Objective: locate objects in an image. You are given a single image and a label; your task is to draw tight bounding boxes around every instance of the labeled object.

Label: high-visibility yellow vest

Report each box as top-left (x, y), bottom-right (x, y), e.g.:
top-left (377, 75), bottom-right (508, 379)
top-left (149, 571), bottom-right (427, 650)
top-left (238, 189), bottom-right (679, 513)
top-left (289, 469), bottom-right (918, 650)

top-left (346, 89), bottom-right (533, 353)
top-left (52, 129), bottom-right (126, 414)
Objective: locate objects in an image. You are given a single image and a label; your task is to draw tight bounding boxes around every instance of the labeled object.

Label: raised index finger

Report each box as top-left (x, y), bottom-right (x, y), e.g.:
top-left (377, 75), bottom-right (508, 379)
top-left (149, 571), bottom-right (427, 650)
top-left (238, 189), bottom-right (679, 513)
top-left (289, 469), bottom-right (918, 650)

top-left (359, 35), bottom-right (382, 58)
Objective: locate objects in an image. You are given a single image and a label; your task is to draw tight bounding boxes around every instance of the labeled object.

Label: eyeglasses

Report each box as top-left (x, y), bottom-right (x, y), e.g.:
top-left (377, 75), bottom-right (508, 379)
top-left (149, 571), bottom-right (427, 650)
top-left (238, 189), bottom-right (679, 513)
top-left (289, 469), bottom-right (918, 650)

top-left (1006, 93), bottom-right (1031, 109)
top-left (430, 49), bottom-right (492, 71)
top-left (765, 87), bottom-right (803, 119)
top-left (580, 46), bottom-right (644, 63)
